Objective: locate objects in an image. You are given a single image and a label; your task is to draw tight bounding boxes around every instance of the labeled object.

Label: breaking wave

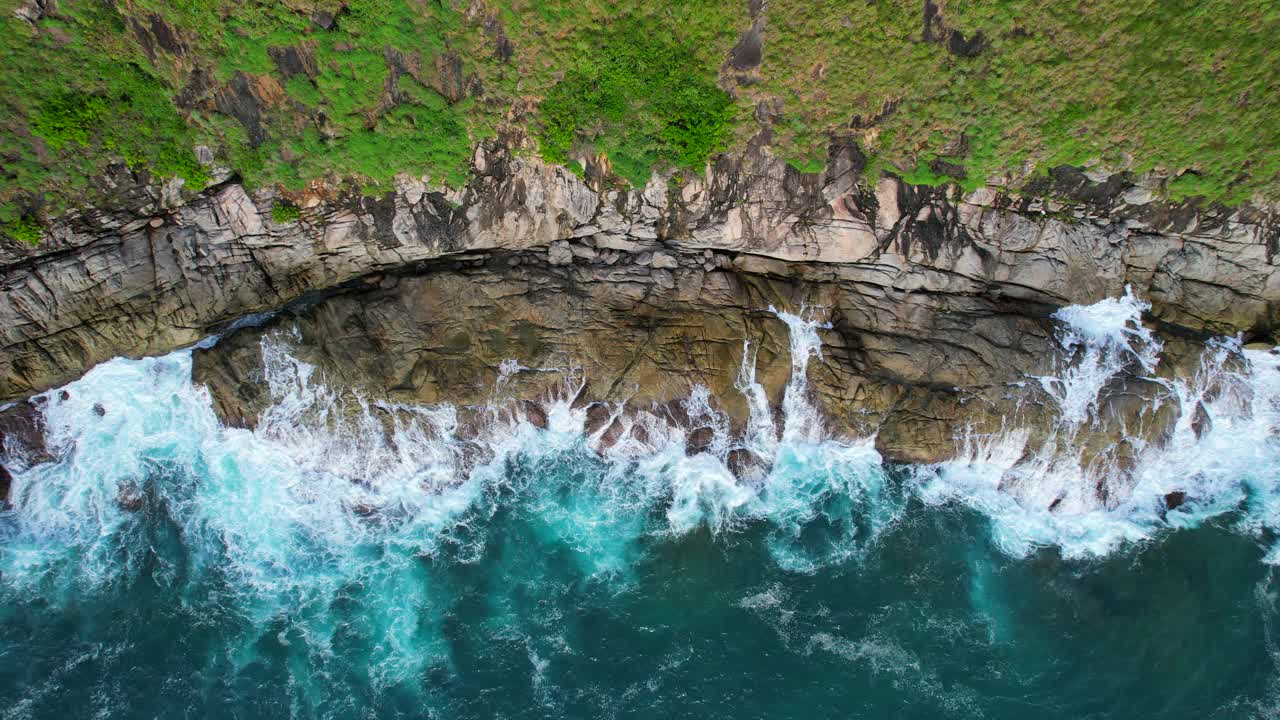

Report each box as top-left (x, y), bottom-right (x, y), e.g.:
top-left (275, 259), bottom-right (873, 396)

top-left (2, 294), bottom-right (1280, 717)
top-left (919, 287), bottom-right (1280, 559)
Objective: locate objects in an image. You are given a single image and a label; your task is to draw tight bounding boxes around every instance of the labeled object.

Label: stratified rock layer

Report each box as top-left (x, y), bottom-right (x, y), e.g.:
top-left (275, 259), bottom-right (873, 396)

top-left (3, 140), bottom-right (1279, 462)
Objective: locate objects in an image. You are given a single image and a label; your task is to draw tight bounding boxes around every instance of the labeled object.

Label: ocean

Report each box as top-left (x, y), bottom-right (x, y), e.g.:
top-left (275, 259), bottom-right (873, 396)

top-left (1, 293), bottom-right (1278, 719)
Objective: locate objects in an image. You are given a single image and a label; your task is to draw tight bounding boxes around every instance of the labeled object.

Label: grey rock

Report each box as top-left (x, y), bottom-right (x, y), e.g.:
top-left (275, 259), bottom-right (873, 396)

top-left (547, 241), bottom-right (573, 266)
top-left (3, 136), bottom-right (1280, 467)
top-left (650, 252), bottom-right (679, 270)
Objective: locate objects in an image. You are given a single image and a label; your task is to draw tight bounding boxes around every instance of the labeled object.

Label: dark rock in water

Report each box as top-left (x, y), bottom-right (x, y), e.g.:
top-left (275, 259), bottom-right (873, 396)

top-left (686, 427), bottom-right (715, 455)
top-left (1191, 401), bottom-right (1212, 439)
top-left (351, 502), bottom-right (379, 518)
top-left (457, 440), bottom-right (493, 472)
top-left (583, 404), bottom-right (613, 437)
top-left (662, 400), bottom-right (691, 430)
top-left (585, 404), bottom-right (624, 453)
top-left (1079, 376), bottom-right (1182, 485)
top-left (58, 390), bottom-right (70, 402)
top-left (521, 400), bottom-right (548, 429)
top-left (727, 448), bottom-right (769, 483)
top-left (0, 464), bottom-right (11, 507)
top-left (117, 482), bottom-right (145, 512)
top-left (0, 402), bottom-right (51, 464)
top-left (1164, 491), bottom-right (1187, 512)
top-left (631, 423), bottom-right (651, 448)
top-left (93, 403), bottom-right (106, 417)
top-left (1048, 496), bottom-right (1064, 512)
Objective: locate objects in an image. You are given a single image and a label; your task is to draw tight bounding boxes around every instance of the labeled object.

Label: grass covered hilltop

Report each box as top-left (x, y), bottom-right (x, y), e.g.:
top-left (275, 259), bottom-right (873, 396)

top-left (1, 0), bottom-right (1278, 241)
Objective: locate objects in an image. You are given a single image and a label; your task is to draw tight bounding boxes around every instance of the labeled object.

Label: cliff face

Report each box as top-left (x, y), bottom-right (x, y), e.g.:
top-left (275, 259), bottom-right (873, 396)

top-left (3, 140), bottom-right (1279, 464)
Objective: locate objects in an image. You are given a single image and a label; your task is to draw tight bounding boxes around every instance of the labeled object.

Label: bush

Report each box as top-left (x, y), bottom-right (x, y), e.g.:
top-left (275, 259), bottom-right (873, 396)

top-left (4, 215), bottom-right (43, 245)
top-left (535, 18), bottom-right (735, 186)
top-left (31, 94), bottom-right (107, 150)
top-left (271, 202), bottom-right (301, 223)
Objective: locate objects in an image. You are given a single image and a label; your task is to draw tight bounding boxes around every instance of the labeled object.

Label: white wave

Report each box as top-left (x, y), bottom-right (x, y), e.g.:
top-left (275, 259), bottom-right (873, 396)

top-left (1037, 285), bottom-right (1160, 424)
top-left (9, 286), bottom-right (1280, 629)
top-left (921, 288), bottom-right (1280, 560)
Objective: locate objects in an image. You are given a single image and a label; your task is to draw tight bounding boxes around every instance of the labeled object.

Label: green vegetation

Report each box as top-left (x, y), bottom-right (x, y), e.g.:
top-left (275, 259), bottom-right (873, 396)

top-left (756, 0), bottom-right (1280, 203)
top-left (534, 17), bottom-right (736, 186)
top-left (2, 214), bottom-right (42, 245)
top-left (270, 201), bottom-right (301, 223)
top-left (0, 0), bottom-right (1277, 244)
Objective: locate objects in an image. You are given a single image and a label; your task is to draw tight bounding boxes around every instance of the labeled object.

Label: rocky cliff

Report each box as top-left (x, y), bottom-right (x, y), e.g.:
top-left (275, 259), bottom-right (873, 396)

top-left (3, 139), bottom-right (1279, 466)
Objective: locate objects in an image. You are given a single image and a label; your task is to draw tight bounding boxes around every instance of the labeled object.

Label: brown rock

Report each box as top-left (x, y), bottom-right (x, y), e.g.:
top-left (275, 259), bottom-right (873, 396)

top-left (686, 427), bottom-right (715, 455)
top-left (0, 402), bottom-right (50, 464)
top-left (521, 399), bottom-right (548, 429)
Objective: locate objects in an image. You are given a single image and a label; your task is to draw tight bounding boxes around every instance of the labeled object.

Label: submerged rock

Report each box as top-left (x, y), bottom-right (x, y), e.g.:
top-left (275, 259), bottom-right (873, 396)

top-left (117, 482), bottom-right (146, 512)
top-left (0, 464), bottom-right (10, 508)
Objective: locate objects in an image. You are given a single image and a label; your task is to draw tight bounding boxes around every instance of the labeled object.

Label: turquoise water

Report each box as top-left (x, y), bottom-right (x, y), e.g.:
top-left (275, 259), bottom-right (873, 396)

top-left (3, 298), bottom-right (1280, 719)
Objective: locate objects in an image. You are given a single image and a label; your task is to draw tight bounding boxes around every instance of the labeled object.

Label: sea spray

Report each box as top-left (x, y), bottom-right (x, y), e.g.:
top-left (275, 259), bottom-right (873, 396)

top-left (1038, 286), bottom-right (1161, 424)
top-left (1, 298), bottom-right (1279, 717)
top-left (919, 291), bottom-right (1280, 559)
top-left (771, 305), bottom-right (831, 445)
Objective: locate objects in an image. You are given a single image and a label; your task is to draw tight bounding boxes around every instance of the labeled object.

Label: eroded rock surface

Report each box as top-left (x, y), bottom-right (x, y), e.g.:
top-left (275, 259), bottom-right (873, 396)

top-left (188, 246), bottom-right (1179, 465)
top-left (3, 139), bottom-right (1280, 463)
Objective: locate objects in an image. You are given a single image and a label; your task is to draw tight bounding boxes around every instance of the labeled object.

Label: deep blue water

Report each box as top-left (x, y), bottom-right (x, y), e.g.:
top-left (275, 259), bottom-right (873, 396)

top-left (1, 443), bottom-right (1277, 719)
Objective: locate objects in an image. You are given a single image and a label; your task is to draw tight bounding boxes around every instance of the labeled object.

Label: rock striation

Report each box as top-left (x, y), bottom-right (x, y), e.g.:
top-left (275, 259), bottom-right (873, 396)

top-left (3, 138), bottom-right (1279, 465)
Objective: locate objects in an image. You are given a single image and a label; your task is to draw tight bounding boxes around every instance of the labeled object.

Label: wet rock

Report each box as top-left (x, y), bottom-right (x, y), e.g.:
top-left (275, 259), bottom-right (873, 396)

top-left (93, 403), bottom-right (106, 417)
top-left (1190, 401), bottom-right (1212, 439)
top-left (584, 403), bottom-right (612, 434)
top-left (1164, 491), bottom-right (1187, 512)
top-left (686, 427), bottom-right (715, 455)
top-left (585, 405), bottom-right (624, 453)
top-left (727, 448), bottom-right (769, 483)
top-left (117, 482), bottom-right (145, 512)
top-left (0, 402), bottom-right (50, 464)
top-left (0, 464), bottom-right (11, 507)
top-left (521, 399), bottom-right (548, 429)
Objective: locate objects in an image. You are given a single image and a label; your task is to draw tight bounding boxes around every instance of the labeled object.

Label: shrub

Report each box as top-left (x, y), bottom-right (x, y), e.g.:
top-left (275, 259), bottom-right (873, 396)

top-left (271, 202), bottom-right (301, 223)
top-left (4, 215), bottom-right (43, 245)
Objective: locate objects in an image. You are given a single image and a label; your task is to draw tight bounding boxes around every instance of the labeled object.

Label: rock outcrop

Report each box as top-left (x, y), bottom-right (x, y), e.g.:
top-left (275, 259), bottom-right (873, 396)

top-left (3, 138), bottom-right (1279, 464)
